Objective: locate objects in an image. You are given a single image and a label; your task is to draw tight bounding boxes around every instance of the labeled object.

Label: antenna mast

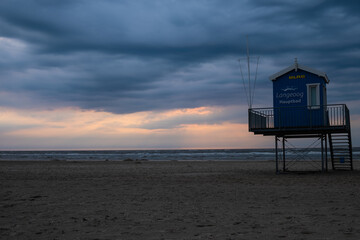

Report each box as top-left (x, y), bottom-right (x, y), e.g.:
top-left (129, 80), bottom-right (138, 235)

top-left (246, 36), bottom-right (251, 108)
top-left (238, 37), bottom-right (260, 110)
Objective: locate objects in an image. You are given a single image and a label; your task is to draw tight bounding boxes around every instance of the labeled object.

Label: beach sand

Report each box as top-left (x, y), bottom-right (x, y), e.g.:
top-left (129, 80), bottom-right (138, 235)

top-left (1, 160), bottom-right (360, 239)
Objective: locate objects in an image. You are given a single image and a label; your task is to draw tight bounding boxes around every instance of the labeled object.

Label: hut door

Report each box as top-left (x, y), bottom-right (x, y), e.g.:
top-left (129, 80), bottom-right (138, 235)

top-left (307, 83), bottom-right (323, 127)
top-left (307, 83), bottom-right (320, 109)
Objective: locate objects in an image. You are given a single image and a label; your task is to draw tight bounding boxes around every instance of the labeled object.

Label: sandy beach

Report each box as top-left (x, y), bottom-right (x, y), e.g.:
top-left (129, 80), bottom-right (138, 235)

top-left (1, 160), bottom-right (360, 239)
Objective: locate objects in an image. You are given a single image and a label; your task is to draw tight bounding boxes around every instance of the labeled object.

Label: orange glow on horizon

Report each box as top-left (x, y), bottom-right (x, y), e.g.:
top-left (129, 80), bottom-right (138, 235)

top-left (0, 106), bottom-right (273, 149)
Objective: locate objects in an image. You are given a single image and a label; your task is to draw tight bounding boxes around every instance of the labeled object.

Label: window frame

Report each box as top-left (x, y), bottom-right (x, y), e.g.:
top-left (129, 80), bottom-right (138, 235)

top-left (307, 83), bottom-right (320, 109)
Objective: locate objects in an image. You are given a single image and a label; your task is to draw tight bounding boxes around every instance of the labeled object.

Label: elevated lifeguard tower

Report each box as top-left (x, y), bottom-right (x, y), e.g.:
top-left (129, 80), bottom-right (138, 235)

top-left (249, 60), bottom-right (353, 172)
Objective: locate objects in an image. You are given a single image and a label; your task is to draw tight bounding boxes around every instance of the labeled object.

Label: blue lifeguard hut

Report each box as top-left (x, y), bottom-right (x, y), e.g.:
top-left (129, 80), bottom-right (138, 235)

top-left (249, 59), bottom-right (353, 172)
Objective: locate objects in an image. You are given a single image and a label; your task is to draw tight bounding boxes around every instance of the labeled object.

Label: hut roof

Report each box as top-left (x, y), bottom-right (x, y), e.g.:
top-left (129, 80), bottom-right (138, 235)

top-left (269, 60), bottom-right (330, 83)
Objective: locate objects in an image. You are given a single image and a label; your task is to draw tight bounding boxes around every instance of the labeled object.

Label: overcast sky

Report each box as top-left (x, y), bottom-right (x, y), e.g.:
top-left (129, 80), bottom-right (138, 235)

top-left (0, 0), bottom-right (360, 149)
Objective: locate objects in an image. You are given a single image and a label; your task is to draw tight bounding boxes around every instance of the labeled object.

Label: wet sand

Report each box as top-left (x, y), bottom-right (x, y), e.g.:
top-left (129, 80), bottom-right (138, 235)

top-left (1, 160), bottom-right (360, 239)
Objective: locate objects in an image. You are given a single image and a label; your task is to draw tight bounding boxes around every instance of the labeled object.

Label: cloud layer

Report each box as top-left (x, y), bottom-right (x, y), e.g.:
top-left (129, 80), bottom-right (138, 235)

top-left (0, 1), bottom-right (360, 149)
top-left (1, 0), bottom-right (359, 115)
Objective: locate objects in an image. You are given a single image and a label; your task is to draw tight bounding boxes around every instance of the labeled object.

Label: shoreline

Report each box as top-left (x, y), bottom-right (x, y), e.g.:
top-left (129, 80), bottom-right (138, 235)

top-left (0, 159), bottom-right (276, 162)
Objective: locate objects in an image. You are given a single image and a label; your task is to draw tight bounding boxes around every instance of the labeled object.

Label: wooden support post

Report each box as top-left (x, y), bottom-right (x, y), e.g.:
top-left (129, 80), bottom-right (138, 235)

top-left (325, 134), bottom-right (328, 172)
top-left (321, 134), bottom-right (324, 172)
top-left (282, 137), bottom-right (286, 172)
top-left (275, 136), bottom-right (279, 174)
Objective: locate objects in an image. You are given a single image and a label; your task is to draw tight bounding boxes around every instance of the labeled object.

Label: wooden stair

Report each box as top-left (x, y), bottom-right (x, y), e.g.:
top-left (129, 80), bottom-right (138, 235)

top-left (328, 132), bottom-right (353, 170)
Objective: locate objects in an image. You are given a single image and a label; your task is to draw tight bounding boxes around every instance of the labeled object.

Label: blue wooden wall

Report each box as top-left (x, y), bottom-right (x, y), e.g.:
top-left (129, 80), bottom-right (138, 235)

top-left (272, 69), bottom-right (327, 128)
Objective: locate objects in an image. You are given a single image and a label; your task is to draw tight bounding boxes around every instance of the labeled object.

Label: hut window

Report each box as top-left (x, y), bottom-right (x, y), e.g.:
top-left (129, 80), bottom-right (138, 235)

top-left (307, 83), bottom-right (320, 109)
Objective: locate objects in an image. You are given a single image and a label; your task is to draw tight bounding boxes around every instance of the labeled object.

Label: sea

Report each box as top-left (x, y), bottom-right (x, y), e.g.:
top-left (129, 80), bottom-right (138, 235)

top-left (1, 148), bottom-right (359, 162)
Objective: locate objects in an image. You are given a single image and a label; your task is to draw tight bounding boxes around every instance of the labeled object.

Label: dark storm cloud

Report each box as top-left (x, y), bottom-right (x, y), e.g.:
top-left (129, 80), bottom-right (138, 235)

top-left (0, 0), bottom-right (359, 115)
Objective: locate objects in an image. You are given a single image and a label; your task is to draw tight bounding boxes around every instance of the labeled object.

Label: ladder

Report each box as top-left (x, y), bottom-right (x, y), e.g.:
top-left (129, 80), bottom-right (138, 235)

top-left (328, 131), bottom-right (353, 170)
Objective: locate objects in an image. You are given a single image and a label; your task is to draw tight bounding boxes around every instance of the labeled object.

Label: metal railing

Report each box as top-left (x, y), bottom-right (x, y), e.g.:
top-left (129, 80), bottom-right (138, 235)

top-left (249, 104), bottom-right (350, 131)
